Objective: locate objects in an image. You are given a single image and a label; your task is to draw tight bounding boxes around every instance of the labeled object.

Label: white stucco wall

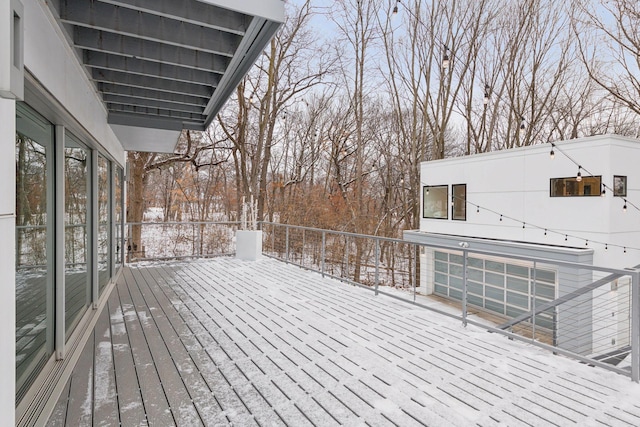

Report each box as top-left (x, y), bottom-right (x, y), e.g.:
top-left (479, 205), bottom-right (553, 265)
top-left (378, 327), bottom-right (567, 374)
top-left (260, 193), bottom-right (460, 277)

top-left (22, 0), bottom-right (125, 165)
top-left (0, 97), bottom-right (16, 426)
top-left (419, 135), bottom-right (640, 269)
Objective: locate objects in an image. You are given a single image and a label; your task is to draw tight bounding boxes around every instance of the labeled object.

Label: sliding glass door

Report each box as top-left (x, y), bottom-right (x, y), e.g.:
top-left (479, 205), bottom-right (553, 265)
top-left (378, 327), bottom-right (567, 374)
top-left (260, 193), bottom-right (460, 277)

top-left (15, 103), bottom-right (55, 400)
top-left (64, 133), bottom-right (91, 338)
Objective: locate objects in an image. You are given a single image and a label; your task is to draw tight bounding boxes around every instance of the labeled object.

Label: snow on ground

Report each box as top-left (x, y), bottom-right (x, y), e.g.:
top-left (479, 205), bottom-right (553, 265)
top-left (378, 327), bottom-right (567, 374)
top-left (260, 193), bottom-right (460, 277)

top-left (50, 256), bottom-right (640, 426)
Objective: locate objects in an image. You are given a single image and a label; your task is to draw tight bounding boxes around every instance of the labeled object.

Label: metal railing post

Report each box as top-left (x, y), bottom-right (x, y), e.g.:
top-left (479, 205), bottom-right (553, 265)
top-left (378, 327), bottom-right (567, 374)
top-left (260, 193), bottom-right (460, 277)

top-left (413, 245), bottom-right (417, 302)
top-left (462, 249), bottom-right (468, 327)
top-left (321, 231), bottom-right (326, 277)
top-left (345, 236), bottom-right (349, 279)
top-left (302, 229), bottom-right (305, 266)
top-left (375, 239), bottom-right (379, 296)
top-left (632, 270), bottom-right (640, 382)
top-left (271, 224), bottom-right (275, 255)
top-left (532, 261), bottom-right (537, 341)
top-left (285, 225), bottom-right (290, 262)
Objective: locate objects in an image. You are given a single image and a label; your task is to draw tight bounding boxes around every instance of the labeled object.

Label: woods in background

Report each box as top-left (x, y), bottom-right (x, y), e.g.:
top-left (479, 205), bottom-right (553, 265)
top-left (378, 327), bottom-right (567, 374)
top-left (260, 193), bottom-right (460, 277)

top-left (127, 0), bottom-right (640, 244)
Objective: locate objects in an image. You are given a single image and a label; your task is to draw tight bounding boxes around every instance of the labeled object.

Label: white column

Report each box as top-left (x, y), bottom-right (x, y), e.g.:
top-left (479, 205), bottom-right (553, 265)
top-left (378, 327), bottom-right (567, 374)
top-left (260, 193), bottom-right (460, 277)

top-left (0, 97), bottom-right (16, 426)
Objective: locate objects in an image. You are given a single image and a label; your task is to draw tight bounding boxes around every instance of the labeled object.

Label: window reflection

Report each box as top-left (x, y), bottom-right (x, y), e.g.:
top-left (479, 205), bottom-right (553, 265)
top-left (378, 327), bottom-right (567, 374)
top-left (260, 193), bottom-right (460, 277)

top-left (452, 184), bottom-right (466, 221)
top-left (114, 167), bottom-right (123, 268)
top-left (423, 185), bottom-right (448, 219)
top-left (15, 103), bottom-right (54, 401)
top-left (550, 176), bottom-right (601, 197)
top-left (98, 156), bottom-right (110, 293)
top-left (65, 134), bottom-right (90, 336)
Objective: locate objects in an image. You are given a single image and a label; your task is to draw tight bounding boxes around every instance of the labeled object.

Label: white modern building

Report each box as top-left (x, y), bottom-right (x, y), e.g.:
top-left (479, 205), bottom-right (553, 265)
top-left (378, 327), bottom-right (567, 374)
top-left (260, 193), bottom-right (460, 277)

top-left (1, 1), bottom-right (283, 425)
top-left (404, 135), bottom-right (640, 357)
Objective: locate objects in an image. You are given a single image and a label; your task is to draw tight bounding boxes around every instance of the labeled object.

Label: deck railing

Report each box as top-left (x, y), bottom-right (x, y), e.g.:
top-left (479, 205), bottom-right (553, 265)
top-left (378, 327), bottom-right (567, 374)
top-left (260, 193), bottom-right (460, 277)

top-left (260, 222), bottom-right (640, 382)
top-left (125, 221), bottom-right (239, 262)
top-left (124, 220), bottom-right (640, 381)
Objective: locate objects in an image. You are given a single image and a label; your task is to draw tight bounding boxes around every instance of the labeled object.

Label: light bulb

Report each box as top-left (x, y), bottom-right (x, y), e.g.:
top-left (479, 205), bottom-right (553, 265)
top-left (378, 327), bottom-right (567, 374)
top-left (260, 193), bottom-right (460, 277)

top-left (576, 170), bottom-right (582, 182)
top-left (550, 149), bottom-right (555, 159)
top-left (442, 55), bottom-right (450, 69)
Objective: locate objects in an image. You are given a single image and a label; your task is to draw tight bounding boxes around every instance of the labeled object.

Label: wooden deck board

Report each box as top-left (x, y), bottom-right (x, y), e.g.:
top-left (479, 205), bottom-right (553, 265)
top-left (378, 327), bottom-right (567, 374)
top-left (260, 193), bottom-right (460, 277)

top-left (107, 285), bottom-right (146, 426)
top-left (91, 300), bottom-right (119, 426)
top-left (120, 269), bottom-right (174, 426)
top-left (62, 328), bottom-right (94, 426)
top-left (46, 257), bottom-right (640, 426)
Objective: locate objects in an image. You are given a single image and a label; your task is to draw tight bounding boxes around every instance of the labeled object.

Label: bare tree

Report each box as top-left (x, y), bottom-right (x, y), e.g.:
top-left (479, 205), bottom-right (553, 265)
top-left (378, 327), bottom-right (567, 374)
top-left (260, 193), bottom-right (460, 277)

top-left (573, 0), bottom-right (640, 126)
top-left (217, 0), bottom-right (333, 223)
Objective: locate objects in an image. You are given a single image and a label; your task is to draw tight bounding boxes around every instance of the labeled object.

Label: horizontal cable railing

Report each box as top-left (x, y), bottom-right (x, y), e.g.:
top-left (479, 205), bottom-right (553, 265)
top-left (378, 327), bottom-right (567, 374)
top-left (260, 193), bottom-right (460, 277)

top-left (125, 221), bottom-right (240, 262)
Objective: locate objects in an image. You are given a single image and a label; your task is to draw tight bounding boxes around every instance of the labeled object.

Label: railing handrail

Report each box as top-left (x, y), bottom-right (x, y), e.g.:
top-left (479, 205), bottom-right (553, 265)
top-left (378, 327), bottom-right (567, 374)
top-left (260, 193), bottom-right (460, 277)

top-left (126, 220), bottom-right (240, 226)
top-left (261, 222), bottom-right (635, 276)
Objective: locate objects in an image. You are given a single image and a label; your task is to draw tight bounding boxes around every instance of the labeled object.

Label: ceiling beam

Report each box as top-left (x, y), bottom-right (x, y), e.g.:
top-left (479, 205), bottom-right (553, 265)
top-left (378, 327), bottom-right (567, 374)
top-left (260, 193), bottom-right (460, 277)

top-left (84, 51), bottom-right (220, 87)
top-left (99, 83), bottom-right (208, 107)
top-left (60, 0), bottom-right (241, 57)
top-left (97, 0), bottom-right (250, 35)
top-left (102, 93), bottom-right (205, 115)
top-left (107, 103), bottom-right (207, 122)
top-left (73, 28), bottom-right (230, 74)
top-left (92, 69), bottom-right (213, 98)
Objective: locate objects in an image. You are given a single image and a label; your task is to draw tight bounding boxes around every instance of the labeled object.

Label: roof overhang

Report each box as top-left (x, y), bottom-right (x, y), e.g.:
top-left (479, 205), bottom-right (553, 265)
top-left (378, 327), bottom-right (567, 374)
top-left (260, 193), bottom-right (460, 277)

top-left (48, 0), bottom-right (284, 152)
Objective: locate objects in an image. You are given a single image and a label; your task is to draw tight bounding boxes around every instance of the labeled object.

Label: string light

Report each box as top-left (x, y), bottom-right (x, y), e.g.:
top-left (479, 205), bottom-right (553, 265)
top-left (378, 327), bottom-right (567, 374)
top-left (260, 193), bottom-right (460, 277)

top-left (549, 143), bottom-right (555, 159)
top-left (547, 140), bottom-right (640, 215)
top-left (393, 0), bottom-right (399, 14)
top-left (457, 197), bottom-right (637, 254)
top-left (442, 45), bottom-right (450, 69)
top-left (623, 200), bottom-right (627, 212)
top-left (483, 84), bottom-right (490, 105)
top-left (519, 117), bottom-right (525, 134)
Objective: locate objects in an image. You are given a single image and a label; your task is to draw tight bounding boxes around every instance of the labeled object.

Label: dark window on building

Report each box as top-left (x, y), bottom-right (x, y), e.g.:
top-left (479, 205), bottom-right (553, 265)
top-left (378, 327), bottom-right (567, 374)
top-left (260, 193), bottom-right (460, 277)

top-left (423, 185), bottom-right (448, 219)
top-left (614, 176), bottom-right (627, 197)
top-left (550, 176), bottom-right (601, 197)
top-left (452, 184), bottom-right (466, 221)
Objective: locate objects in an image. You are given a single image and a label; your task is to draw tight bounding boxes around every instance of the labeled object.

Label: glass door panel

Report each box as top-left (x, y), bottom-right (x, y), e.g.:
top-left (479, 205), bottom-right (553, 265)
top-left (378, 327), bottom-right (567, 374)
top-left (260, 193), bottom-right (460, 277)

top-left (114, 166), bottom-right (123, 270)
top-left (64, 133), bottom-right (90, 337)
top-left (15, 102), bottom-right (54, 401)
top-left (98, 156), bottom-right (111, 294)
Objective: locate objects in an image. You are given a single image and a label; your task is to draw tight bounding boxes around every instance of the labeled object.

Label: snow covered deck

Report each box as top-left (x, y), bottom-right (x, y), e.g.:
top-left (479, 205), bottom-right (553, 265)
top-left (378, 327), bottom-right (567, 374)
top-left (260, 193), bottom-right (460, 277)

top-left (47, 257), bottom-right (640, 426)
